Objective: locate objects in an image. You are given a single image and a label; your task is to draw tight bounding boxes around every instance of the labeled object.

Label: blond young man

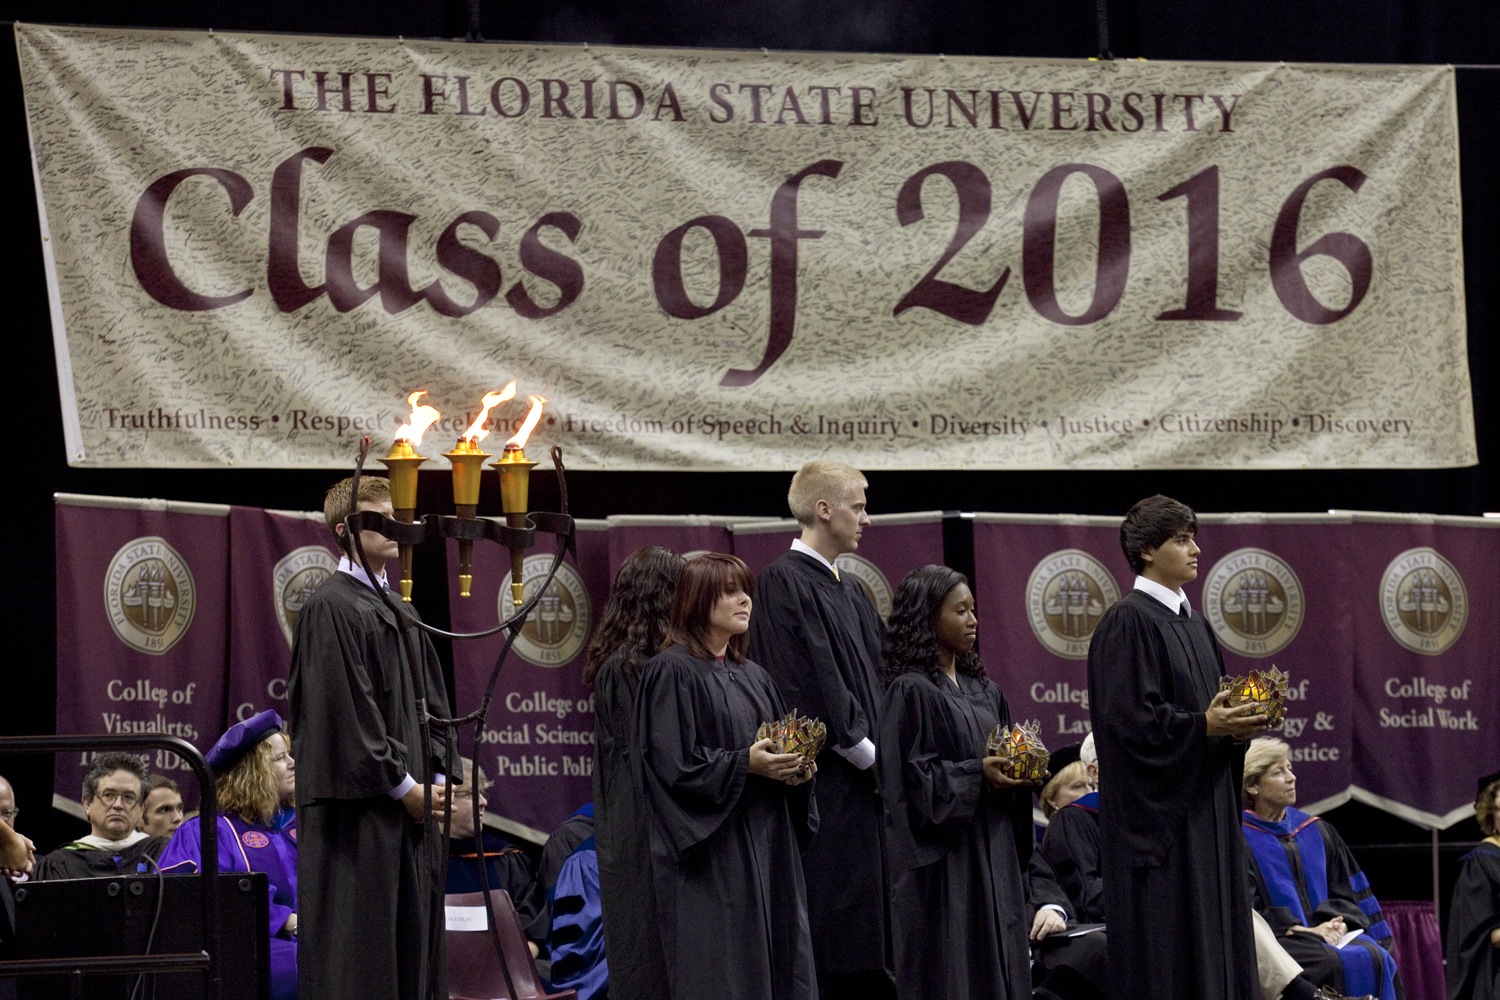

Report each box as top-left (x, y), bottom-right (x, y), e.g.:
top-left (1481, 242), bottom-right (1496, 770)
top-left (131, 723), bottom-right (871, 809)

top-left (747, 461), bottom-right (893, 998)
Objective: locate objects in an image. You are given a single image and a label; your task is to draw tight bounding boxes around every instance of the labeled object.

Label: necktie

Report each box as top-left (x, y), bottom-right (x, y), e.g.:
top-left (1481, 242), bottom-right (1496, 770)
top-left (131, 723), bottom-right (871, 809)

top-left (831, 565), bottom-right (841, 582)
top-left (1179, 604), bottom-right (1190, 619)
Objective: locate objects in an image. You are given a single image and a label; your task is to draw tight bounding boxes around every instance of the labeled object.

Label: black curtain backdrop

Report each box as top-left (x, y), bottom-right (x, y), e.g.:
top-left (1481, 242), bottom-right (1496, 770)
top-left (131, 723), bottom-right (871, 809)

top-left (4, 0), bottom-right (1496, 909)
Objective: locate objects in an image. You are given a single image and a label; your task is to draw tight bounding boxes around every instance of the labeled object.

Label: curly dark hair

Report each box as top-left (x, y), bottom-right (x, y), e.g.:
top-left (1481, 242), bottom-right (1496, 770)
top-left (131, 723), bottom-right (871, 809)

top-left (1119, 494), bottom-right (1198, 575)
top-left (665, 553), bottom-right (754, 663)
top-left (882, 564), bottom-right (985, 685)
top-left (582, 546), bottom-right (685, 686)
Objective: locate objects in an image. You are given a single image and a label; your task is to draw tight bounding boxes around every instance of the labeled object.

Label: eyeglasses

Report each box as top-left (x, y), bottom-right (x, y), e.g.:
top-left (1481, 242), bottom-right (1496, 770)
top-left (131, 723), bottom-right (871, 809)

top-left (93, 790), bottom-right (141, 808)
top-left (0, 808), bottom-right (17, 822)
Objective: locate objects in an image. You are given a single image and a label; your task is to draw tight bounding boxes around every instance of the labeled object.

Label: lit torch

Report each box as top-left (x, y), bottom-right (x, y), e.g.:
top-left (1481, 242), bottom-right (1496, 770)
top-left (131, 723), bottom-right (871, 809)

top-left (444, 382), bottom-right (517, 598)
top-left (491, 394), bottom-right (546, 606)
top-left (380, 391), bottom-right (442, 602)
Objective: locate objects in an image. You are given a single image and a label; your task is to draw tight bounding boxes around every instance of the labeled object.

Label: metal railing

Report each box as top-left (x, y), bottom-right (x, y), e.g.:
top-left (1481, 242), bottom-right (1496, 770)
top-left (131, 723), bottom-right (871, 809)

top-left (0, 733), bottom-right (222, 1000)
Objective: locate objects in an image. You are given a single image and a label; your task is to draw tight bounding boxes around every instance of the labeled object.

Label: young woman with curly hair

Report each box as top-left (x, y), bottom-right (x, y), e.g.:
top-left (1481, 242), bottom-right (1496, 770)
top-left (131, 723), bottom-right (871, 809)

top-left (585, 545), bottom-right (685, 1000)
top-left (160, 710), bottom-right (298, 1000)
top-left (876, 564), bottom-right (1039, 1000)
top-left (635, 552), bottom-right (818, 1000)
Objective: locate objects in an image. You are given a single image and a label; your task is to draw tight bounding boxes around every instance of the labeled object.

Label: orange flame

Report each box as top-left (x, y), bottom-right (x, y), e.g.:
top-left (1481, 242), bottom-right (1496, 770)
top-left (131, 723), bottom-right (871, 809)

top-left (461, 382), bottom-right (518, 443)
top-left (394, 390), bottom-right (442, 446)
top-left (504, 394), bottom-right (547, 451)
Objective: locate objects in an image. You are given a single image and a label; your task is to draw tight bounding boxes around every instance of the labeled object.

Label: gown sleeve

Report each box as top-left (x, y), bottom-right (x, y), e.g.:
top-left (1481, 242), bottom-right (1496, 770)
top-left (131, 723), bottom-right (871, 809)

top-left (290, 591), bottom-right (412, 799)
top-left (1314, 819), bottom-right (1394, 948)
top-left (877, 674), bottom-right (983, 869)
top-left (635, 652), bottom-right (751, 858)
top-left (1042, 807), bottom-right (1106, 923)
top-left (749, 563), bottom-right (872, 752)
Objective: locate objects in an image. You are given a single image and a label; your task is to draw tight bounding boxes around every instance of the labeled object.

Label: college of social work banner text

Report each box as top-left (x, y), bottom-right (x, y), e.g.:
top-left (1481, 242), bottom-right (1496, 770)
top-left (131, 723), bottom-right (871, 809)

top-left (20, 24), bottom-right (1473, 471)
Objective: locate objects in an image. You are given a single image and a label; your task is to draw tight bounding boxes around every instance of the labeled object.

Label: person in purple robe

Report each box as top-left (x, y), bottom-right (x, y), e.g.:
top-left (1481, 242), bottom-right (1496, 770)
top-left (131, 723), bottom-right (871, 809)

top-left (160, 710), bottom-right (299, 1000)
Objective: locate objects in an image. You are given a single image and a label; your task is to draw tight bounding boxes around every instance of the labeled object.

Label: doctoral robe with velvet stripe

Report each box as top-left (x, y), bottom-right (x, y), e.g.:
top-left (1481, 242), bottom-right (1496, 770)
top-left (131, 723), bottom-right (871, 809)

top-left (1243, 807), bottom-right (1402, 1000)
top-left (159, 809), bottom-right (298, 1000)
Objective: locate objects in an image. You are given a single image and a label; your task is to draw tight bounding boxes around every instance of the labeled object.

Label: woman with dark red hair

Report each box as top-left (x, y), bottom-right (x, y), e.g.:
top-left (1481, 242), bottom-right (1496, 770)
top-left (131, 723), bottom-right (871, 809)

top-left (635, 552), bottom-right (818, 1000)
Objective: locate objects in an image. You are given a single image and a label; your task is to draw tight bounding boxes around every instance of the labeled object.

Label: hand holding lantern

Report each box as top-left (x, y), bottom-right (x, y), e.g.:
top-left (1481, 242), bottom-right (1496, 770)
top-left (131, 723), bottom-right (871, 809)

top-left (1218, 665), bottom-right (1290, 729)
top-left (986, 720), bottom-right (1050, 782)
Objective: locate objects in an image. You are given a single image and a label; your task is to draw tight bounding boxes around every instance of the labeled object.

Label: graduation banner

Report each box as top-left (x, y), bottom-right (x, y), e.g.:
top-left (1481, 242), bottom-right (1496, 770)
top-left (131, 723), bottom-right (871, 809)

top-left (53, 494), bottom-right (231, 816)
top-left (729, 512), bottom-right (946, 619)
top-left (604, 515), bottom-right (739, 580)
top-left (226, 505), bottom-right (339, 724)
top-left (20, 23), bottom-right (1473, 472)
top-left (446, 520), bottom-right (609, 840)
top-left (1343, 513), bottom-right (1500, 828)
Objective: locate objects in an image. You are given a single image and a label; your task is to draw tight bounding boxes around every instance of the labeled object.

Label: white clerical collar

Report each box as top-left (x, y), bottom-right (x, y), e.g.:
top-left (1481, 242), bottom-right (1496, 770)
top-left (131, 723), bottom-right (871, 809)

top-left (790, 538), bottom-right (838, 574)
top-left (1134, 574), bottom-right (1191, 616)
top-left (338, 554), bottom-right (389, 591)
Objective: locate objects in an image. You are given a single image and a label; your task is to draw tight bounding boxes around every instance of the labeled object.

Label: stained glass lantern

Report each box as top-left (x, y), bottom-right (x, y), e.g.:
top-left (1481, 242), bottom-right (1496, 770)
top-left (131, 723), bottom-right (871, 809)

top-left (1218, 665), bottom-right (1290, 729)
top-left (756, 710), bottom-right (828, 768)
top-left (986, 719), bottom-right (1050, 781)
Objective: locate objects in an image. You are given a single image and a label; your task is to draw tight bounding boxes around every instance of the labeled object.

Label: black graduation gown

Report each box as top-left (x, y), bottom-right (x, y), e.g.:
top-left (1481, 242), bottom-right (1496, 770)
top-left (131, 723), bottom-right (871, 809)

top-left (747, 550), bottom-right (889, 978)
top-left (288, 571), bottom-right (453, 1000)
top-left (1028, 846), bottom-right (1111, 1000)
top-left (635, 644), bottom-right (818, 1000)
top-left (876, 671), bottom-right (1031, 1000)
top-left (32, 836), bottom-right (167, 880)
top-left (1040, 794), bottom-right (1105, 923)
top-left (1447, 841), bottom-right (1500, 1000)
top-left (446, 828), bottom-right (533, 896)
top-left (591, 649), bottom-right (671, 1000)
top-left (1085, 590), bottom-right (1257, 1000)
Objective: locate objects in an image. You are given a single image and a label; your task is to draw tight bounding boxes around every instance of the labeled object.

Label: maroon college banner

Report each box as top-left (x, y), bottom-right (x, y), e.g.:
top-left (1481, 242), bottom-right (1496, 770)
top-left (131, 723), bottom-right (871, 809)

top-left (729, 512), bottom-right (946, 620)
top-left (1197, 515), bottom-right (1357, 811)
top-left (972, 516), bottom-right (1124, 754)
top-left (1345, 514), bottom-right (1500, 827)
top-left (976, 511), bottom-right (1494, 827)
top-left (447, 520), bottom-right (610, 839)
top-left (605, 515), bottom-right (737, 580)
top-left (226, 506), bottom-right (339, 726)
top-left (54, 495), bottom-right (231, 814)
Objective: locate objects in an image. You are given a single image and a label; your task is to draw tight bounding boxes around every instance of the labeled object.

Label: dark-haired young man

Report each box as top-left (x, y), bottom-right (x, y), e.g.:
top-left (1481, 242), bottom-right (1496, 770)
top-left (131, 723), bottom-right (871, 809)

top-left (138, 774), bottom-right (185, 838)
top-left (1085, 494), bottom-right (1267, 1000)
